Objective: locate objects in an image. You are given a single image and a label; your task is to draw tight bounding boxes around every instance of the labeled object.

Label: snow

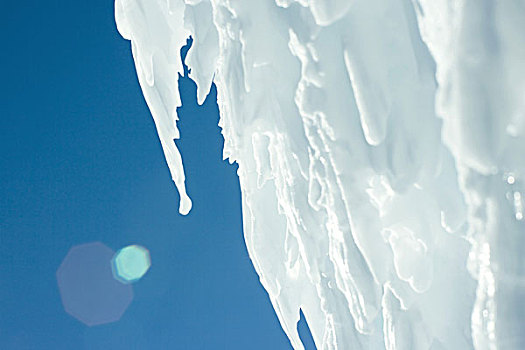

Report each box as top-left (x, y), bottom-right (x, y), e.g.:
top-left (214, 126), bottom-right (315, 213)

top-left (115, 0), bottom-right (525, 349)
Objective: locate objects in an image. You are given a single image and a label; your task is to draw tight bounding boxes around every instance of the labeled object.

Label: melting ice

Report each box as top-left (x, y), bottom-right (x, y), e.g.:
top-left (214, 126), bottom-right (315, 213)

top-left (114, 0), bottom-right (525, 349)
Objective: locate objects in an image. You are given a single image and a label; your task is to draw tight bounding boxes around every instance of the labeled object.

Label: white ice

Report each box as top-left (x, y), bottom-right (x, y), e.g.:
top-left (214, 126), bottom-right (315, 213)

top-left (115, 0), bottom-right (525, 349)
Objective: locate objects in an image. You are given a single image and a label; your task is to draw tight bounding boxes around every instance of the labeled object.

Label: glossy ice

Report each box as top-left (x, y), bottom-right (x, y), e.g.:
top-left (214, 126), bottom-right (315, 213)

top-left (115, 1), bottom-right (525, 348)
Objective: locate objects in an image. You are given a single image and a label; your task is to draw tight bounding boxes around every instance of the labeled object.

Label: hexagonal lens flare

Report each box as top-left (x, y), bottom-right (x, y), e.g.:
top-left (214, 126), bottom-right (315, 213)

top-left (112, 245), bottom-right (151, 284)
top-left (56, 242), bottom-right (134, 326)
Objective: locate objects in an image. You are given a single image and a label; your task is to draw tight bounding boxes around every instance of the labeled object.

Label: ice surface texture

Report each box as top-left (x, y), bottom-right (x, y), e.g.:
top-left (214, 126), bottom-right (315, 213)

top-left (114, 0), bottom-right (525, 349)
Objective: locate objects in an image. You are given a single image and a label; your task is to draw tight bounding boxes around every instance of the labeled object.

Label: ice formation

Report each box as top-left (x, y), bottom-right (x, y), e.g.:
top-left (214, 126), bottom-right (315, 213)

top-left (114, 0), bottom-right (524, 349)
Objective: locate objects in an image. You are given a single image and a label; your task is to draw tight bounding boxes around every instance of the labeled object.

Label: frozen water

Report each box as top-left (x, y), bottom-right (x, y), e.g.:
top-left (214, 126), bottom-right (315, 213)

top-left (115, 0), bottom-right (525, 349)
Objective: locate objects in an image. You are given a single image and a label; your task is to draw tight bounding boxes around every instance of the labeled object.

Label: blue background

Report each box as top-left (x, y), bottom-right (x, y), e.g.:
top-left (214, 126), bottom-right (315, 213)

top-left (1, 1), bottom-right (315, 349)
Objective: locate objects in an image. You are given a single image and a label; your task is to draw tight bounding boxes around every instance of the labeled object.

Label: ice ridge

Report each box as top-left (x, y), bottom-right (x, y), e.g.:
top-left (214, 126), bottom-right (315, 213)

top-left (115, 1), bottom-right (525, 349)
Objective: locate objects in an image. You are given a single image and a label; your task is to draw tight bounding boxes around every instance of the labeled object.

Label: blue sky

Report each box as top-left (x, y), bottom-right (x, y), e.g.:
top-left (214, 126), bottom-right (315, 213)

top-left (1, 1), bottom-right (316, 349)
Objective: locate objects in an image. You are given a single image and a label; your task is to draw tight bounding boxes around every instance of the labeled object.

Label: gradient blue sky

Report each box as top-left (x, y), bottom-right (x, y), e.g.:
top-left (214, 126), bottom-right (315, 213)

top-left (1, 1), bottom-right (316, 349)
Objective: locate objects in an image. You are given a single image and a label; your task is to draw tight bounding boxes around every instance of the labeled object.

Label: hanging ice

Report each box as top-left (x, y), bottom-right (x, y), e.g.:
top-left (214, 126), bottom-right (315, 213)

top-left (114, 0), bottom-right (525, 349)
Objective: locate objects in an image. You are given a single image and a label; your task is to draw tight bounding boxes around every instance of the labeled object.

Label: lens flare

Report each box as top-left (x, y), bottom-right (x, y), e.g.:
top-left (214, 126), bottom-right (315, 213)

top-left (112, 245), bottom-right (151, 284)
